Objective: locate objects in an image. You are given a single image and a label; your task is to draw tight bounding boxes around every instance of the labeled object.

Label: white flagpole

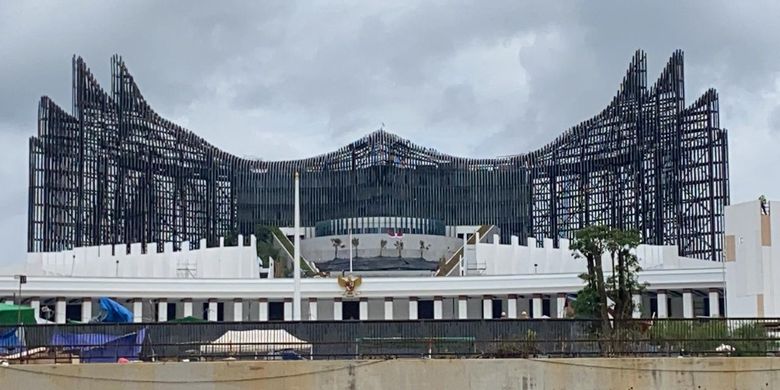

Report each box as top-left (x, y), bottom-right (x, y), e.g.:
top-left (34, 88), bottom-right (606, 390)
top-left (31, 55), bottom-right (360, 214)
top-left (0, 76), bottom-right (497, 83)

top-left (293, 172), bottom-right (301, 321)
top-left (348, 218), bottom-right (353, 274)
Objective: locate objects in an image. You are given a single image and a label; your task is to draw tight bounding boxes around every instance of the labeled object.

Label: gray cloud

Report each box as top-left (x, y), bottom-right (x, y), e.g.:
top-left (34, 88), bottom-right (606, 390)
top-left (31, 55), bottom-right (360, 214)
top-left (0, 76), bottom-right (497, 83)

top-left (0, 0), bottom-right (778, 264)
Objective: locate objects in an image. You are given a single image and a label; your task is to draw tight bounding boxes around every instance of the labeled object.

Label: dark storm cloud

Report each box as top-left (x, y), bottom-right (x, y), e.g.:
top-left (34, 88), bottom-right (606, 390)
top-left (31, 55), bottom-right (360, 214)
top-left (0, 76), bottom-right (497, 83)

top-left (0, 0), bottom-right (778, 264)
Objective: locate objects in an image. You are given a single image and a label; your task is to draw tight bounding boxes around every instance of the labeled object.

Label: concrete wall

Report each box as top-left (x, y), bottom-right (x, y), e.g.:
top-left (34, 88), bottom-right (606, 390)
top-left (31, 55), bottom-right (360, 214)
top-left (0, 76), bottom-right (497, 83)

top-left (2, 358), bottom-right (779, 390)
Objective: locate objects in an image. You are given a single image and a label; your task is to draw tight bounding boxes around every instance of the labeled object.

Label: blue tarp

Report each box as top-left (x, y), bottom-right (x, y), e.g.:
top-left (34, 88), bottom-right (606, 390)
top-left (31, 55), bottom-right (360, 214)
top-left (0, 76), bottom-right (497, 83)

top-left (51, 328), bottom-right (146, 363)
top-left (0, 327), bottom-right (22, 354)
top-left (98, 297), bottom-right (133, 323)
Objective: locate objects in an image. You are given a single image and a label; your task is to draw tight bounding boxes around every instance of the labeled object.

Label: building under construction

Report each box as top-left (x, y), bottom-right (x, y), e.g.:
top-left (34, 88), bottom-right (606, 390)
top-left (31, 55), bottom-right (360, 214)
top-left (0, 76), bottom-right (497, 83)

top-left (27, 50), bottom-right (730, 260)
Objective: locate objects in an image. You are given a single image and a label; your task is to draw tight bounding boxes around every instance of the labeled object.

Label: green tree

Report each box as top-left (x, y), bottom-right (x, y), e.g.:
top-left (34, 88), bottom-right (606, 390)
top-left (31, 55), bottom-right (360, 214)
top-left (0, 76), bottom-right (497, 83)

top-left (570, 226), bottom-right (645, 340)
top-left (419, 240), bottom-right (430, 257)
top-left (379, 239), bottom-right (388, 257)
top-left (331, 238), bottom-right (344, 259)
top-left (394, 240), bottom-right (404, 258)
top-left (253, 225), bottom-right (280, 268)
top-left (351, 237), bottom-right (360, 257)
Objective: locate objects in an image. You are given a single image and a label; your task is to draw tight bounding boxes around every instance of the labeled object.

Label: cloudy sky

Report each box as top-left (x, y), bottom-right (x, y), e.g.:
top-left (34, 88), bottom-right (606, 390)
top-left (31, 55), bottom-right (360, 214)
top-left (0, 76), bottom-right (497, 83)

top-left (0, 1), bottom-right (778, 264)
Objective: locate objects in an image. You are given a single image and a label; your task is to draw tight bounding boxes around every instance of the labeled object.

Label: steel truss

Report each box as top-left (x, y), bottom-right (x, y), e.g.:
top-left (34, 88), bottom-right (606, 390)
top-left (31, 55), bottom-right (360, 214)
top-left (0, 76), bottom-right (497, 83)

top-left (28, 50), bottom-right (729, 260)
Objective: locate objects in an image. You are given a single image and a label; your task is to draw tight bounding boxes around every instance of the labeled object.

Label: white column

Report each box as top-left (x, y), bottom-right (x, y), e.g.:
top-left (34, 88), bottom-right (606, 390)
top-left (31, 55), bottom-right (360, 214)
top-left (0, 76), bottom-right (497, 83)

top-left (182, 299), bottom-right (193, 318)
top-left (532, 294), bottom-right (543, 319)
top-left (408, 297), bottom-right (418, 320)
top-left (433, 297), bottom-right (443, 320)
top-left (556, 293), bottom-right (567, 318)
top-left (657, 290), bottom-right (668, 319)
top-left (55, 298), bottom-right (67, 324)
top-left (157, 299), bottom-right (168, 322)
top-left (507, 295), bottom-right (518, 319)
top-left (308, 298), bottom-right (318, 321)
top-left (359, 298), bottom-right (368, 320)
top-left (81, 298), bottom-right (92, 323)
top-left (632, 294), bottom-right (642, 319)
top-left (293, 172), bottom-right (302, 321)
top-left (208, 299), bottom-right (218, 321)
top-left (384, 298), bottom-right (394, 320)
top-left (258, 299), bottom-right (269, 321)
top-left (284, 299), bottom-right (292, 321)
top-left (458, 296), bottom-right (468, 319)
top-left (333, 298), bottom-right (343, 320)
top-left (30, 298), bottom-right (40, 320)
top-left (683, 289), bottom-right (694, 319)
top-left (482, 296), bottom-right (493, 319)
top-left (709, 289), bottom-right (720, 317)
top-left (133, 299), bottom-right (143, 323)
top-left (233, 299), bottom-right (243, 322)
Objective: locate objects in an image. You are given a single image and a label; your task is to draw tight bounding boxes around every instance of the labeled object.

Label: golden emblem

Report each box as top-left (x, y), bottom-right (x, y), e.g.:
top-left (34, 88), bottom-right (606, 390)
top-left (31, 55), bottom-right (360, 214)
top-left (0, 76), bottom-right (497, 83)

top-left (337, 275), bottom-right (363, 296)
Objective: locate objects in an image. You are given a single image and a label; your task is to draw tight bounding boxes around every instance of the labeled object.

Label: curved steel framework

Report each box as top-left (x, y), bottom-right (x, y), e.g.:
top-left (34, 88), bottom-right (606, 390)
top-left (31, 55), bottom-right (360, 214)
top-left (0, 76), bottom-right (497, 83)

top-left (28, 50), bottom-right (729, 260)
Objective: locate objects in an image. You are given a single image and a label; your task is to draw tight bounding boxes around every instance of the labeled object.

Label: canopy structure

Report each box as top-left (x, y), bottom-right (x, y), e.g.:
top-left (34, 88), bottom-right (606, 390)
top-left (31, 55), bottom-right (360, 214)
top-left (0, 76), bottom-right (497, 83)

top-left (200, 329), bottom-right (312, 356)
top-left (0, 303), bottom-right (36, 326)
top-left (98, 297), bottom-right (133, 323)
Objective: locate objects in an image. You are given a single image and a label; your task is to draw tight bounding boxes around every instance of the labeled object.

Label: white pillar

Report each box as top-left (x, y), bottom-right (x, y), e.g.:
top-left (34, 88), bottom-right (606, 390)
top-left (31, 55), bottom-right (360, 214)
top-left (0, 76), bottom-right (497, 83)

top-left (55, 298), bottom-right (67, 324)
top-left (507, 295), bottom-right (518, 319)
top-left (384, 298), bottom-right (393, 320)
top-left (632, 294), bottom-right (642, 319)
top-left (293, 172), bottom-right (302, 321)
top-left (258, 299), bottom-right (269, 321)
top-left (308, 298), bottom-right (318, 321)
top-left (157, 299), bottom-right (168, 322)
top-left (359, 298), bottom-right (368, 320)
top-left (458, 296), bottom-right (468, 319)
top-left (408, 298), bottom-right (418, 320)
top-left (556, 293), bottom-right (567, 319)
top-left (333, 298), bottom-right (343, 320)
top-left (81, 298), bottom-right (92, 323)
top-left (30, 298), bottom-right (40, 320)
top-left (482, 295), bottom-right (493, 319)
top-left (208, 299), bottom-right (218, 321)
top-left (532, 294), bottom-right (543, 319)
top-left (182, 299), bottom-right (193, 318)
top-left (233, 299), bottom-right (243, 322)
top-left (133, 299), bottom-right (143, 323)
top-left (709, 289), bottom-right (720, 317)
top-left (657, 290), bottom-right (668, 319)
top-left (683, 289), bottom-right (694, 319)
top-left (284, 299), bottom-right (292, 321)
top-left (433, 297), bottom-right (443, 320)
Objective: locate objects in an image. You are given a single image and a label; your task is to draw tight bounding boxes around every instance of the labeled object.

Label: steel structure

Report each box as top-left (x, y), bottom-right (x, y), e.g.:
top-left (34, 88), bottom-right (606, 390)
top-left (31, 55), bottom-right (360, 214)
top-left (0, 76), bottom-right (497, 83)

top-left (28, 50), bottom-right (729, 260)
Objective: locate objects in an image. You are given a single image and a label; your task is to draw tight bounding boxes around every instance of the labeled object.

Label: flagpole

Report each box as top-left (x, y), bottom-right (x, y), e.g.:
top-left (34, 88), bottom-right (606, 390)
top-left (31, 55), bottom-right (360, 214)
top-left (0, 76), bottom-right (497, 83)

top-left (348, 218), bottom-right (353, 275)
top-left (293, 172), bottom-right (301, 321)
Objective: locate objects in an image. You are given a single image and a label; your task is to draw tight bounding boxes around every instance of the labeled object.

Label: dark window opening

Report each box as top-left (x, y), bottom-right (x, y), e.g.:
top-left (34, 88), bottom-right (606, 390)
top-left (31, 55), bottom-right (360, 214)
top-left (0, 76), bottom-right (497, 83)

top-left (343, 301), bottom-right (359, 320)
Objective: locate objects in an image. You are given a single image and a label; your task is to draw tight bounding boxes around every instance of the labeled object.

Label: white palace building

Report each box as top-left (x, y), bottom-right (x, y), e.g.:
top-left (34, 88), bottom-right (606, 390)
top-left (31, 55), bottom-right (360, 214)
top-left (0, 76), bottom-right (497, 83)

top-left (1, 199), bottom-right (776, 323)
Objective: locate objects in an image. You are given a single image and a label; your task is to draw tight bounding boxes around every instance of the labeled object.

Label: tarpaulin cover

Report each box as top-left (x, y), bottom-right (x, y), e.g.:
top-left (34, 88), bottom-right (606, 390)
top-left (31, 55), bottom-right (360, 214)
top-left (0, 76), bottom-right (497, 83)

top-left (0, 327), bottom-right (23, 355)
top-left (0, 303), bottom-right (36, 325)
top-left (51, 328), bottom-right (146, 363)
top-left (98, 297), bottom-right (133, 323)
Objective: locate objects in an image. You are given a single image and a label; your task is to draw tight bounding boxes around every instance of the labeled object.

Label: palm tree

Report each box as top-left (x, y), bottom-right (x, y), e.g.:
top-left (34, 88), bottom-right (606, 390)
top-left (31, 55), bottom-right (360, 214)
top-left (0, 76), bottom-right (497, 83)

top-left (419, 240), bottom-right (430, 257)
top-left (331, 238), bottom-right (344, 259)
top-left (351, 237), bottom-right (360, 257)
top-left (394, 240), bottom-right (404, 258)
top-left (379, 239), bottom-right (388, 257)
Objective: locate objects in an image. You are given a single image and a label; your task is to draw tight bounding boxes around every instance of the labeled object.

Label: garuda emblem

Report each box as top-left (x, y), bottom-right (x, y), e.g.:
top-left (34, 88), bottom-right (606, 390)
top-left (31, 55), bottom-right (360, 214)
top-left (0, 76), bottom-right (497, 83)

top-left (337, 275), bottom-right (363, 296)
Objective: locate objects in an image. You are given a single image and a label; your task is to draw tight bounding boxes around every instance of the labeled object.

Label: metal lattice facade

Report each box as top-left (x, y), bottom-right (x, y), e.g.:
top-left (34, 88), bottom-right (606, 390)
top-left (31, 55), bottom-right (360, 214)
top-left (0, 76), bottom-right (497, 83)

top-left (27, 51), bottom-right (729, 260)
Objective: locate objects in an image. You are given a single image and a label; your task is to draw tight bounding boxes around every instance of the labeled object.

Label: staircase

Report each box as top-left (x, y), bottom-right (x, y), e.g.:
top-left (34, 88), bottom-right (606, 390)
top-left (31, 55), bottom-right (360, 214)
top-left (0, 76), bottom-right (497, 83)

top-left (435, 225), bottom-right (495, 277)
top-left (272, 230), bottom-right (319, 277)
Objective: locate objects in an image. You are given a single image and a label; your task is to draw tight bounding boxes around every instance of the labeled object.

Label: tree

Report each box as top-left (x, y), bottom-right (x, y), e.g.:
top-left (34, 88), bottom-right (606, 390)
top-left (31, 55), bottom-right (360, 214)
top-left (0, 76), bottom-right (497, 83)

top-left (331, 238), bottom-right (344, 259)
top-left (351, 237), bottom-right (360, 257)
top-left (253, 225), bottom-right (281, 268)
top-left (393, 240), bottom-right (404, 258)
top-left (379, 239), bottom-right (388, 257)
top-left (419, 240), bottom-right (430, 257)
top-left (570, 226), bottom-right (645, 343)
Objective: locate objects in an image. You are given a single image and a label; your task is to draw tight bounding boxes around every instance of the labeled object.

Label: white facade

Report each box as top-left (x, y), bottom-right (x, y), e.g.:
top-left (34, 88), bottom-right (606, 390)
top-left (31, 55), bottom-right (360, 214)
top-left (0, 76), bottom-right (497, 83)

top-left (7, 201), bottom-right (777, 322)
top-left (25, 235), bottom-right (260, 279)
top-left (725, 199), bottom-right (778, 317)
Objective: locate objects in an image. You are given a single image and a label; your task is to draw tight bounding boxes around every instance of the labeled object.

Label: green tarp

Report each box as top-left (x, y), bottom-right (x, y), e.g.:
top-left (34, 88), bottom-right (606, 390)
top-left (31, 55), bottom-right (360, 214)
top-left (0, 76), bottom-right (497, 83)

top-left (0, 303), bottom-right (36, 325)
